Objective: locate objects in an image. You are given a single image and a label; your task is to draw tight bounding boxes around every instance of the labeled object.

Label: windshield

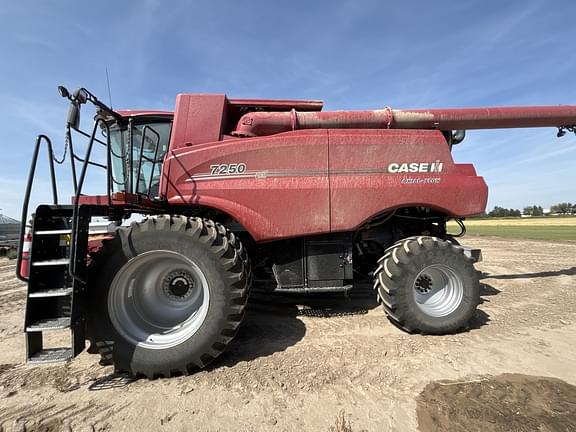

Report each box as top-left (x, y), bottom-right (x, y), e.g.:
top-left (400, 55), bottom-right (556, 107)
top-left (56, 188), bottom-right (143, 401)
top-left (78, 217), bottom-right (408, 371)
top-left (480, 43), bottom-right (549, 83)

top-left (108, 121), bottom-right (172, 197)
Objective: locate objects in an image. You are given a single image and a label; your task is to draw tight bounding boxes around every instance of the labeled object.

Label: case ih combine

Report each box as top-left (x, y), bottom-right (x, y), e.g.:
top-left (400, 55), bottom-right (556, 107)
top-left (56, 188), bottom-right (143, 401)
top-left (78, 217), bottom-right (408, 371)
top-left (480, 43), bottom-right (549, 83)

top-left (16, 87), bottom-right (576, 377)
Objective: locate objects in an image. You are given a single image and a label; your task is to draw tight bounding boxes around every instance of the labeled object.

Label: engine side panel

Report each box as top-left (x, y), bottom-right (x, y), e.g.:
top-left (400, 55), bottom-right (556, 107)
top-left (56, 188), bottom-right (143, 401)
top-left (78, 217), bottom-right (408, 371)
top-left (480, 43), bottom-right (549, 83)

top-left (165, 130), bottom-right (330, 242)
top-left (328, 129), bottom-right (488, 231)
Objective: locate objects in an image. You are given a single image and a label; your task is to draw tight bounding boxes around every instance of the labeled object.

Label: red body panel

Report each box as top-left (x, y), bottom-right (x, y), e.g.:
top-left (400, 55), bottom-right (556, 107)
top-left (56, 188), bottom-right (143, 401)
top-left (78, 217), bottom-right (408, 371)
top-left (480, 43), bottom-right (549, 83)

top-left (170, 94), bottom-right (227, 149)
top-left (328, 129), bottom-right (487, 230)
top-left (164, 128), bottom-right (487, 242)
top-left (165, 130), bottom-right (330, 241)
top-left (116, 95), bottom-right (571, 243)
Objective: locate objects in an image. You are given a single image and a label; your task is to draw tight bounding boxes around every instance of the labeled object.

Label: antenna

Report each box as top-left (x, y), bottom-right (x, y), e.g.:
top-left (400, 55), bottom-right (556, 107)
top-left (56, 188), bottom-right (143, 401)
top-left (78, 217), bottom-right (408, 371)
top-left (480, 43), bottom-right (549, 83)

top-left (105, 67), bottom-right (113, 109)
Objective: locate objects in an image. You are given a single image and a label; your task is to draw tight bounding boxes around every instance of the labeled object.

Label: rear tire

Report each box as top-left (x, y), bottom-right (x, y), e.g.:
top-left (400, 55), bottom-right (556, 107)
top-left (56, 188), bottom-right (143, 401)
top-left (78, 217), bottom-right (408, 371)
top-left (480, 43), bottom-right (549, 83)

top-left (87, 215), bottom-right (250, 378)
top-left (373, 236), bottom-right (479, 334)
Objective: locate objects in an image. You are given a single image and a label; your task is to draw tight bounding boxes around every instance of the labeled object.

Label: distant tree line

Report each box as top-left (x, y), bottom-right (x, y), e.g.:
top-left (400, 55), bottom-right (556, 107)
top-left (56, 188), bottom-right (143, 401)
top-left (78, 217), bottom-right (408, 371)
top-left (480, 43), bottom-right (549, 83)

top-left (488, 207), bottom-right (522, 217)
top-left (522, 205), bottom-right (544, 216)
top-left (478, 202), bottom-right (575, 218)
top-left (549, 202), bottom-right (574, 214)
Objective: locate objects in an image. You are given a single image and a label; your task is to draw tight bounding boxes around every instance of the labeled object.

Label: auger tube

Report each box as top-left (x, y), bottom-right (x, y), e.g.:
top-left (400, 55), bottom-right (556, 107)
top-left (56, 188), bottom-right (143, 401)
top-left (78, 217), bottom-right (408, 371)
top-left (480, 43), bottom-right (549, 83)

top-left (233, 105), bottom-right (576, 137)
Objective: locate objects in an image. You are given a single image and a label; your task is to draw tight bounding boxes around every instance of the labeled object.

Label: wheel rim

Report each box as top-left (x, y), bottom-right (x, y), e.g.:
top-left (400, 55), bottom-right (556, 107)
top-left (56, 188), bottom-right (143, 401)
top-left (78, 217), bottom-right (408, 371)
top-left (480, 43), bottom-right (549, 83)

top-left (108, 250), bottom-right (210, 349)
top-left (413, 264), bottom-right (464, 317)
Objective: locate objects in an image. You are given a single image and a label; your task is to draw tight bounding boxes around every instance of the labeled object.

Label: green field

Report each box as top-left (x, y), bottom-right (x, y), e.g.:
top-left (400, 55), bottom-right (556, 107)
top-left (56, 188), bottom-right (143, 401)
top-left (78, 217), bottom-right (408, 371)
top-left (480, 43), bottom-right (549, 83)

top-left (447, 216), bottom-right (576, 241)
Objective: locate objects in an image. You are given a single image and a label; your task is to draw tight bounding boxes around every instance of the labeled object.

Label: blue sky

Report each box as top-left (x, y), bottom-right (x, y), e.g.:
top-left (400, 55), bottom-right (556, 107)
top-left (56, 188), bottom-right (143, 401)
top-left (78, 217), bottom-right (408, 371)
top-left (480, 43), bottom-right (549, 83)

top-left (1, 0), bottom-right (575, 218)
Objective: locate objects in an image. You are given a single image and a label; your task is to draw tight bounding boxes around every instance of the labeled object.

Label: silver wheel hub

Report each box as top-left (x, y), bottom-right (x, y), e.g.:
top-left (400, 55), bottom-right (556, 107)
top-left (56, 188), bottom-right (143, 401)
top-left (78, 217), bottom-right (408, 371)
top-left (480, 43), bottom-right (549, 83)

top-left (108, 250), bottom-right (210, 349)
top-left (413, 264), bottom-right (464, 317)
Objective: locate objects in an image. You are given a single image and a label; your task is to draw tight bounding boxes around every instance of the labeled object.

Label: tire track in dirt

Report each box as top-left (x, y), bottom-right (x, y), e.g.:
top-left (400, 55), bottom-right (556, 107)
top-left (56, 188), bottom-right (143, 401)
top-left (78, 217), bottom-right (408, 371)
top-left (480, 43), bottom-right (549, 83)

top-left (0, 267), bottom-right (22, 286)
top-left (0, 361), bottom-right (132, 432)
top-left (0, 399), bottom-right (130, 431)
top-left (0, 261), bottom-right (26, 319)
top-left (0, 260), bottom-right (16, 270)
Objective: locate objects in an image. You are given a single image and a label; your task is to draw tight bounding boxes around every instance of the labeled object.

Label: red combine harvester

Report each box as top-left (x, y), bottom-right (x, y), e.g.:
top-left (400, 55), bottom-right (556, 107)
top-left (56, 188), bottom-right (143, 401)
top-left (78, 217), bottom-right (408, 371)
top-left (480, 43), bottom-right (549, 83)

top-left (16, 87), bottom-right (576, 377)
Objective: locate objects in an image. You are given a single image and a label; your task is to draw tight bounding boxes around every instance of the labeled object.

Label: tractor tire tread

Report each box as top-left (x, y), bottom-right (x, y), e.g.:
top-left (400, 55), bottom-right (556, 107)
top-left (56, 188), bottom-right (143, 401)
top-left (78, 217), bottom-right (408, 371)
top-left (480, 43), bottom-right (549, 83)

top-left (87, 215), bottom-right (250, 378)
top-left (373, 236), bottom-right (480, 334)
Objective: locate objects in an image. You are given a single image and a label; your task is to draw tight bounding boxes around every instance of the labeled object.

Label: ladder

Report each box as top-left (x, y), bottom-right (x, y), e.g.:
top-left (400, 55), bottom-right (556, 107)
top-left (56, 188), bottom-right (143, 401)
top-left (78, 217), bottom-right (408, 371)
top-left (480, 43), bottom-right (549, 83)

top-left (24, 205), bottom-right (90, 363)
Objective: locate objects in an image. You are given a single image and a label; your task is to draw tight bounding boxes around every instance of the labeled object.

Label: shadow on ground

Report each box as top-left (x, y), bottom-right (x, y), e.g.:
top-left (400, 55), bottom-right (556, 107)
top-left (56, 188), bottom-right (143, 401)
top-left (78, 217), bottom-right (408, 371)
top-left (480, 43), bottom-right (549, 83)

top-left (211, 285), bottom-right (379, 370)
top-left (89, 373), bottom-right (136, 391)
top-left (467, 282), bottom-right (500, 330)
top-left (482, 267), bottom-right (576, 280)
top-left (89, 281), bottom-right (496, 387)
top-left (88, 286), bottom-right (379, 388)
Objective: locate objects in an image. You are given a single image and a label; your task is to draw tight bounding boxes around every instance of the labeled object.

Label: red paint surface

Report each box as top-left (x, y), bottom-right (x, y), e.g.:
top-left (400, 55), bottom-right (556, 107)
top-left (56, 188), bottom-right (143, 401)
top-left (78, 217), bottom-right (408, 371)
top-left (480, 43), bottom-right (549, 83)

top-left (169, 94), bottom-right (227, 150)
top-left (328, 129), bottom-right (487, 230)
top-left (233, 105), bottom-right (576, 137)
top-left (165, 130), bottom-right (330, 241)
top-left (164, 128), bottom-right (487, 242)
top-left (110, 95), bottom-right (576, 243)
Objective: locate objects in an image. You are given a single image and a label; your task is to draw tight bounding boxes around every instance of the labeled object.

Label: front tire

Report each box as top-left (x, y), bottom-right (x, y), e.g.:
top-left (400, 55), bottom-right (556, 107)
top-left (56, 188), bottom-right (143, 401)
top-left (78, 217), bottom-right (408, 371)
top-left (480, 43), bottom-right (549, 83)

top-left (87, 215), bottom-right (250, 378)
top-left (373, 236), bottom-right (479, 334)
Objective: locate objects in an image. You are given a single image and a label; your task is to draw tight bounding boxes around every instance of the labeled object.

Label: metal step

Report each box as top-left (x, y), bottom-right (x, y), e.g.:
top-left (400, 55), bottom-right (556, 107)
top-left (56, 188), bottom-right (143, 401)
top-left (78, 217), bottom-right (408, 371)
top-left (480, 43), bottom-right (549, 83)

top-left (23, 206), bottom-right (91, 366)
top-left (26, 317), bottom-right (71, 331)
top-left (28, 287), bottom-right (73, 298)
top-left (32, 258), bottom-right (70, 267)
top-left (34, 229), bottom-right (72, 235)
top-left (28, 348), bottom-right (73, 364)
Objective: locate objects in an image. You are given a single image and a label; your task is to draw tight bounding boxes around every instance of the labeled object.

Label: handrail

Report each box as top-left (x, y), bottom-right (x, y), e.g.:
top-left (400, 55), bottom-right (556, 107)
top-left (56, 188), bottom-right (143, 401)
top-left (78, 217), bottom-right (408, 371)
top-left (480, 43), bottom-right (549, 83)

top-left (75, 126), bottom-right (124, 159)
top-left (16, 135), bottom-right (58, 281)
top-left (19, 117), bottom-right (162, 282)
top-left (146, 146), bottom-right (163, 199)
top-left (17, 120), bottom-right (114, 282)
top-left (65, 126), bottom-right (78, 191)
top-left (74, 126), bottom-right (110, 147)
top-left (135, 125), bottom-right (160, 195)
top-left (71, 153), bottom-right (107, 169)
top-left (69, 121), bottom-right (123, 201)
top-left (68, 118), bottom-right (111, 282)
top-left (127, 118), bottom-right (134, 194)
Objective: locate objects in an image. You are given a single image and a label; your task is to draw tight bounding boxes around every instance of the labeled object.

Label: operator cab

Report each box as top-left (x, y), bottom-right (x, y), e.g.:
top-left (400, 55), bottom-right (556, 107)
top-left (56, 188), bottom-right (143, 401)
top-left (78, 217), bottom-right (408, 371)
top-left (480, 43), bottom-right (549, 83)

top-left (105, 113), bottom-right (172, 198)
top-left (58, 86), bottom-right (174, 202)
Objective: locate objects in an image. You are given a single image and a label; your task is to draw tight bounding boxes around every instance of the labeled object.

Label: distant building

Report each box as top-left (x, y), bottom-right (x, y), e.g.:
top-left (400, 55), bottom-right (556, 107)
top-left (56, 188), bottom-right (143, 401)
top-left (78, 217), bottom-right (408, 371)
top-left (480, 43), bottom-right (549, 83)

top-left (0, 214), bottom-right (21, 245)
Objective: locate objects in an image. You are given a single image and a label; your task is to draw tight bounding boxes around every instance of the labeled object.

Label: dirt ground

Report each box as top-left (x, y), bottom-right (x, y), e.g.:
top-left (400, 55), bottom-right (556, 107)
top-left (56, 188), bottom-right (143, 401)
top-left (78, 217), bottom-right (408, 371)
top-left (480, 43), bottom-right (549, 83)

top-left (0, 236), bottom-right (575, 431)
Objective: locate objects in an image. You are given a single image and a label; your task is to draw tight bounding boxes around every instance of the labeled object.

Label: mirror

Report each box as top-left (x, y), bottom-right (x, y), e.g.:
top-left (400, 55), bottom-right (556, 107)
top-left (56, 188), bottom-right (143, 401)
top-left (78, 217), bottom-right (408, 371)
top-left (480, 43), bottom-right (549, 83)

top-left (58, 86), bottom-right (70, 99)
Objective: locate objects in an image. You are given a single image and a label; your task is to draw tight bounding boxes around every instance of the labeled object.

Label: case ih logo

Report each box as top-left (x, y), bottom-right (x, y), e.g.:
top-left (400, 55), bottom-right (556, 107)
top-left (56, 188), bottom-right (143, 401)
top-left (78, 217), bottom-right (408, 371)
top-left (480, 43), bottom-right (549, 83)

top-left (388, 161), bottom-right (444, 173)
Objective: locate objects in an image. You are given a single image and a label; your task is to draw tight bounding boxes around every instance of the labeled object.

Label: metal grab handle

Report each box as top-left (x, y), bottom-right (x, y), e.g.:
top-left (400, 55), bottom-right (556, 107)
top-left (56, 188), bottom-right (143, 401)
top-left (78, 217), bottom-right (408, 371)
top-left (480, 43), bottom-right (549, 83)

top-left (19, 116), bottom-right (121, 283)
top-left (68, 118), bottom-right (111, 282)
top-left (16, 135), bottom-right (58, 281)
top-left (134, 125), bottom-right (161, 196)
